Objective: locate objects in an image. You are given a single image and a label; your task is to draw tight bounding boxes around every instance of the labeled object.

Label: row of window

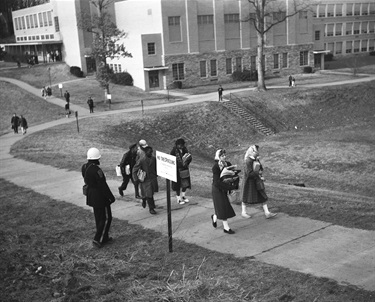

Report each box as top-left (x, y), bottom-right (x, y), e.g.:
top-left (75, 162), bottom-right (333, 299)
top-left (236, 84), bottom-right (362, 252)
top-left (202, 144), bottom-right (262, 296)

top-left (109, 64), bottom-right (122, 73)
top-left (314, 3), bottom-right (375, 18)
top-left (326, 39), bottom-right (375, 54)
top-left (315, 21), bottom-right (375, 40)
top-left (172, 51), bottom-right (309, 81)
top-left (16, 34), bottom-right (55, 41)
top-left (14, 11), bottom-right (54, 30)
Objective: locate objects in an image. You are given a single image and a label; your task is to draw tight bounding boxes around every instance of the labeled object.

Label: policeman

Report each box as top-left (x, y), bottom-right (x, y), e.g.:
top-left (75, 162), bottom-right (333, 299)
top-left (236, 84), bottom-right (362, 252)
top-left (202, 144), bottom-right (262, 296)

top-left (82, 148), bottom-right (115, 248)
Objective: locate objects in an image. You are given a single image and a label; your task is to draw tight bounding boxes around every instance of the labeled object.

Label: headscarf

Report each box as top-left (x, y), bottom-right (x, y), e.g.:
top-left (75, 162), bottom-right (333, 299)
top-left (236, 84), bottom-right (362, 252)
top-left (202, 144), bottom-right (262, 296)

top-left (215, 149), bottom-right (227, 170)
top-left (244, 145), bottom-right (259, 160)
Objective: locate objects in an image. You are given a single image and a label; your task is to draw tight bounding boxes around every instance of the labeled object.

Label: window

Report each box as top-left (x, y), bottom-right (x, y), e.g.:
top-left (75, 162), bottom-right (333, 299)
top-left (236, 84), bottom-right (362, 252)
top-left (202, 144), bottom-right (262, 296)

top-left (250, 55), bottom-right (256, 70)
top-left (38, 13), bottom-right (43, 27)
top-left (362, 3), bottom-right (369, 15)
top-left (47, 11), bottom-right (52, 26)
top-left (109, 64), bottom-right (113, 70)
top-left (369, 21), bottom-right (375, 33)
top-left (299, 11), bottom-right (307, 19)
top-left (224, 14), bottom-right (239, 23)
top-left (299, 51), bottom-right (308, 66)
top-left (14, 18), bottom-right (19, 30)
top-left (50, 34), bottom-right (54, 39)
top-left (43, 12), bottom-right (48, 26)
top-left (147, 43), bottom-right (155, 55)
top-left (168, 16), bottom-right (181, 42)
top-left (326, 24), bottom-right (334, 36)
top-left (313, 5), bottom-right (317, 17)
top-left (198, 15), bottom-right (214, 41)
top-left (362, 22), bottom-right (368, 34)
top-left (236, 57), bottom-right (242, 71)
top-left (327, 42), bottom-right (334, 54)
top-left (172, 63), bottom-right (184, 80)
top-left (20, 17), bottom-right (25, 29)
top-left (315, 31), bottom-right (320, 40)
top-left (346, 41), bottom-right (352, 53)
top-left (346, 23), bottom-right (353, 35)
top-left (336, 4), bottom-right (343, 16)
top-left (114, 64), bottom-right (118, 73)
top-left (36, 35), bottom-right (39, 40)
top-left (335, 23), bottom-right (342, 36)
top-left (353, 40), bottom-right (360, 53)
top-left (33, 14), bottom-right (38, 28)
top-left (346, 3), bottom-right (353, 16)
top-left (369, 39), bottom-right (374, 51)
top-left (118, 65), bottom-right (122, 73)
top-left (226, 58), bottom-right (232, 74)
top-left (353, 22), bottom-right (360, 35)
top-left (362, 40), bottom-right (368, 52)
top-left (54, 16), bottom-right (59, 32)
top-left (210, 60), bottom-right (217, 77)
top-left (30, 14), bottom-right (34, 28)
top-left (200, 61), bottom-right (207, 77)
top-left (318, 4), bottom-right (325, 17)
top-left (282, 53), bottom-right (288, 68)
top-left (26, 15), bottom-right (30, 29)
top-left (327, 5), bottom-right (334, 17)
top-left (371, 3), bottom-right (375, 15)
top-left (198, 15), bottom-right (213, 25)
top-left (336, 42), bottom-right (342, 54)
top-left (273, 54), bottom-right (279, 69)
top-left (354, 3), bottom-right (361, 15)
top-left (41, 35), bottom-right (44, 40)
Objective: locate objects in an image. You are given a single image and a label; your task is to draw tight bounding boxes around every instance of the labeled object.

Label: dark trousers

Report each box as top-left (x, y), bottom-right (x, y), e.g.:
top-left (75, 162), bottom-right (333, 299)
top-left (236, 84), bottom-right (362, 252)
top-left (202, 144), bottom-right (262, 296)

top-left (119, 175), bottom-right (139, 197)
top-left (93, 205), bottom-right (112, 243)
top-left (89, 105), bottom-right (94, 113)
top-left (143, 197), bottom-right (155, 210)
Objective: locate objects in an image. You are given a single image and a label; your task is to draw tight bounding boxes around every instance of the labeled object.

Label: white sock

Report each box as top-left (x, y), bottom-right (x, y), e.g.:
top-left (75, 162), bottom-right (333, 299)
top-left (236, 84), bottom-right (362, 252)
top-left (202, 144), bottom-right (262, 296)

top-left (241, 203), bottom-right (247, 214)
top-left (263, 204), bottom-right (270, 215)
top-left (182, 192), bottom-right (186, 197)
top-left (222, 220), bottom-right (230, 231)
top-left (176, 195), bottom-right (181, 202)
top-left (213, 214), bottom-right (217, 223)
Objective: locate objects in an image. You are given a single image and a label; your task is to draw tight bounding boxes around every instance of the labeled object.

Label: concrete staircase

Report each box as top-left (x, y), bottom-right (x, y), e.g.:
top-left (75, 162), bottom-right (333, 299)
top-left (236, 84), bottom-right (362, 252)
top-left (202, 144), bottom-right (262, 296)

top-left (221, 100), bottom-right (275, 136)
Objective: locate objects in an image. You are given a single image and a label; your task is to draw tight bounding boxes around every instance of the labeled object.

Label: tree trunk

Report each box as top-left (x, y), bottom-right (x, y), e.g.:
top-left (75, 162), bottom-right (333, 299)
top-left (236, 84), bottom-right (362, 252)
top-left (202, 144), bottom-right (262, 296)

top-left (256, 31), bottom-right (267, 91)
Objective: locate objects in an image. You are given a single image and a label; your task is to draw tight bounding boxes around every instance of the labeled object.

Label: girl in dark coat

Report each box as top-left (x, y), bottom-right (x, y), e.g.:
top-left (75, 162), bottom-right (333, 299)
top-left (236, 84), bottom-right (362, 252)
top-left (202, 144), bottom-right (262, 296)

top-left (211, 149), bottom-right (237, 234)
top-left (170, 138), bottom-right (192, 205)
top-left (240, 145), bottom-right (277, 219)
top-left (118, 143), bottom-right (139, 198)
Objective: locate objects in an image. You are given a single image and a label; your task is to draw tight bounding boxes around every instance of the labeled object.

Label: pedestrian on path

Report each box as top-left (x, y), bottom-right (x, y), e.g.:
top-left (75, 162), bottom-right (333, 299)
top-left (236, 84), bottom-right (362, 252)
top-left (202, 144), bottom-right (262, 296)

top-left (133, 146), bottom-right (158, 215)
top-left (292, 77), bottom-right (296, 87)
top-left (211, 149), bottom-right (237, 234)
top-left (11, 113), bottom-right (20, 134)
top-left (170, 138), bottom-right (192, 205)
top-left (288, 75), bottom-right (293, 87)
top-left (41, 86), bottom-right (46, 99)
top-left (19, 115), bottom-right (28, 135)
top-left (64, 90), bottom-right (70, 103)
top-left (118, 143), bottom-right (139, 198)
top-left (82, 147), bottom-right (115, 248)
top-left (240, 145), bottom-right (277, 219)
top-left (47, 86), bottom-right (52, 97)
top-left (87, 96), bottom-right (94, 113)
top-left (218, 85), bottom-right (224, 101)
top-left (65, 102), bottom-right (71, 118)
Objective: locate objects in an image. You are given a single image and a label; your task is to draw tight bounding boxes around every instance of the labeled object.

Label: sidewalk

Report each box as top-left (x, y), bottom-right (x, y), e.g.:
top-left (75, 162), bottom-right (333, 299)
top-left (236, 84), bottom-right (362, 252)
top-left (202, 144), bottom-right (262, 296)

top-left (1, 77), bottom-right (375, 292)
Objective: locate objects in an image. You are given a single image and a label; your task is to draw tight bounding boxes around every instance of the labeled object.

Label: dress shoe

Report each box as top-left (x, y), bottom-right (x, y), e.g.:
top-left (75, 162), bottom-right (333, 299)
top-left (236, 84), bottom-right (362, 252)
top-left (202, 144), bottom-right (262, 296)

top-left (118, 187), bottom-right (124, 197)
top-left (223, 229), bottom-right (235, 234)
top-left (92, 240), bottom-right (102, 248)
top-left (135, 195), bottom-right (142, 199)
top-left (101, 237), bottom-right (113, 245)
top-left (265, 212), bottom-right (277, 219)
top-left (149, 209), bottom-right (157, 215)
top-left (182, 196), bottom-right (189, 202)
top-left (241, 212), bottom-right (251, 218)
top-left (142, 199), bottom-right (146, 208)
top-left (211, 214), bottom-right (217, 228)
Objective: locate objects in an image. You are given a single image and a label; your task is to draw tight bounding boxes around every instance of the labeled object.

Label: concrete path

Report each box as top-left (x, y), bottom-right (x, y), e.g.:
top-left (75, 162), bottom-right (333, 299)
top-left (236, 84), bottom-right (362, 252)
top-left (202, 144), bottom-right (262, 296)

top-left (1, 76), bottom-right (375, 292)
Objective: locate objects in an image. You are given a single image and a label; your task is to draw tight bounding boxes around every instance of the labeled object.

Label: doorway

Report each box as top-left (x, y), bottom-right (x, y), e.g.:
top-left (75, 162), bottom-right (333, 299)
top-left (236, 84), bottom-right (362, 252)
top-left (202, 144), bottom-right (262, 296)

top-left (149, 71), bottom-right (159, 89)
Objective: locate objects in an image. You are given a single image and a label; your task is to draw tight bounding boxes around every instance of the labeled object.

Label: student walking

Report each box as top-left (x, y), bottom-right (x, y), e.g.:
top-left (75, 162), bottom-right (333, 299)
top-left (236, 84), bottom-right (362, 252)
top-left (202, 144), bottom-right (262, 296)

top-left (211, 149), bottom-right (238, 234)
top-left (11, 113), bottom-right (20, 134)
top-left (240, 145), bottom-right (277, 219)
top-left (288, 75), bottom-right (293, 87)
top-left (82, 148), bottom-right (115, 248)
top-left (170, 138), bottom-right (192, 205)
top-left (218, 85), bottom-right (224, 101)
top-left (87, 96), bottom-right (94, 113)
top-left (19, 115), bottom-right (28, 135)
top-left (133, 146), bottom-right (158, 215)
top-left (64, 90), bottom-right (70, 103)
top-left (65, 102), bottom-right (71, 118)
top-left (118, 143), bottom-right (139, 198)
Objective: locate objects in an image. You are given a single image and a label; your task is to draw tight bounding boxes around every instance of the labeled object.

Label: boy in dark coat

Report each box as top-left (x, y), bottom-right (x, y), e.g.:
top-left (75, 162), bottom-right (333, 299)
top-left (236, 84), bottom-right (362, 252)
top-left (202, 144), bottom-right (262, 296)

top-left (82, 148), bottom-right (115, 248)
top-left (118, 143), bottom-right (139, 198)
top-left (11, 113), bottom-right (20, 134)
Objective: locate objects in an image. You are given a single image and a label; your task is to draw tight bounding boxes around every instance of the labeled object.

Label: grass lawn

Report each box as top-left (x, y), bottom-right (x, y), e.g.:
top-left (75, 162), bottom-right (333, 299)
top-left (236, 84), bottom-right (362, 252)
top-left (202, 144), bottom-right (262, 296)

top-left (1, 178), bottom-right (373, 302)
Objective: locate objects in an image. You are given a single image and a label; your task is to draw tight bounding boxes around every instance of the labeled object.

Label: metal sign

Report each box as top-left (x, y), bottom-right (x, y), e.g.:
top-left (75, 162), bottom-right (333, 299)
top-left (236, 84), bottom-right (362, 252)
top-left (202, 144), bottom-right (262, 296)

top-left (156, 151), bottom-right (177, 182)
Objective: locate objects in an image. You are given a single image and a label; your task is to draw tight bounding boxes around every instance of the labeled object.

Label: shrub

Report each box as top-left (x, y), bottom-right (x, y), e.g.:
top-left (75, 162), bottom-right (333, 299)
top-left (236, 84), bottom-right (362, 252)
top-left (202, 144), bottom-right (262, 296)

top-left (232, 69), bottom-right (258, 82)
top-left (0, 47), bottom-right (6, 61)
top-left (370, 51), bottom-right (375, 56)
top-left (70, 66), bottom-right (84, 78)
top-left (303, 66), bottom-right (313, 73)
top-left (325, 53), bottom-right (334, 61)
top-left (175, 81), bottom-right (182, 89)
top-left (110, 72), bottom-right (134, 86)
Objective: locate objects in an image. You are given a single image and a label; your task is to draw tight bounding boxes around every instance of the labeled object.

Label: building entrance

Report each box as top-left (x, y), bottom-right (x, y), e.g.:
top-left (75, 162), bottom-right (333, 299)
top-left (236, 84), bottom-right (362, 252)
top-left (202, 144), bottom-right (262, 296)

top-left (149, 71), bottom-right (159, 89)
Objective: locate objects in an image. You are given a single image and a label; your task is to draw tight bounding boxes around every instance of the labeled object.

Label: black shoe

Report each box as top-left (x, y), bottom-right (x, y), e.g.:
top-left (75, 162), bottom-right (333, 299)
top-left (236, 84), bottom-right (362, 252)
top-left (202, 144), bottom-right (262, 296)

top-left (101, 237), bottom-right (113, 245)
top-left (135, 195), bottom-right (142, 199)
top-left (149, 209), bottom-right (157, 215)
top-left (118, 187), bottom-right (124, 197)
top-left (211, 214), bottom-right (217, 228)
top-left (92, 240), bottom-right (102, 248)
top-left (223, 229), bottom-right (235, 234)
top-left (142, 199), bottom-right (146, 208)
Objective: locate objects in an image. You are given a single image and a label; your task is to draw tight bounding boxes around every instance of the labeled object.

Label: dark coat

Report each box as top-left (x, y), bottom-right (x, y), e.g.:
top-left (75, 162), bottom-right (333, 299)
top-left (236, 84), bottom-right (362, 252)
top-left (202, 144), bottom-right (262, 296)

top-left (212, 161), bottom-right (236, 220)
top-left (20, 117), bottom-right (28, 128)
top-left (119, 149), bottom-right (137, 177)
top-left (240, 157), bottom-right (268, 205)
top-left (82, 161), bottom-right (115, 208)
top-left (11, 115), bottom-right (19, 129)
top-left (170, 146), bottom-right (192, 191)
top-left (133, 155), bottom-right (158, 198)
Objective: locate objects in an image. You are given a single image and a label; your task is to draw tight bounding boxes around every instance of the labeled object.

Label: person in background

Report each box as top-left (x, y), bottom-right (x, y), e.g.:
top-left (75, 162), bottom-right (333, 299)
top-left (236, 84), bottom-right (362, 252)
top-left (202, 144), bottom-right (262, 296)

top-left (19, 115), bottom-right (28, 135)
top-left (211, 149), bottom-right (237, 234)
top-left (65, 102), bottom-right (71, 118)
top-left (118, 143), bottom-right (139, 198)
top-left (64, 90), bottom-right (70, 103)
top-left (87, 96), bottom-right (94, 113)
top-left (218, 85), bottom-right (224, 102)
top-left (170, 138), bottom-right (192, 204)
top-left (288, 75), bottom-right (293, 87)
top-left (240, 145), bottom-right (277, 219)
top-left (82, 148), bottom-right (115, 248)
top-left (133, 146), bottom-right (158, 215)
top-left (11, 113), bottom-right (20, 134)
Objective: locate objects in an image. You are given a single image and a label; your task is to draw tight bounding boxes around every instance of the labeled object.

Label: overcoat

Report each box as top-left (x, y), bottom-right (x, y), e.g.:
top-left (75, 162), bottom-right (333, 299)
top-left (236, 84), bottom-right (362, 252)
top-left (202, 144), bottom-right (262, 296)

top-left (240, 157), bottom-right (268, 204)
top-left (170, 146), bottom-right (192, 191)
top-left (212, 160), bottom-right (236, 220)
top-left (82, 162), bottom-right (115, 208)
top-left (133, 155), bottom-right (158, 198)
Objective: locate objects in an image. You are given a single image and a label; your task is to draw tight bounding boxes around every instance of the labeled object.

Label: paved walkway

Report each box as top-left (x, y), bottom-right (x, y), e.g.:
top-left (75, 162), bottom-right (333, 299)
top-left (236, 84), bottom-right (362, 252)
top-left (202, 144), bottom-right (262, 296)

top-left (1, 76), bottom-right (375, 292)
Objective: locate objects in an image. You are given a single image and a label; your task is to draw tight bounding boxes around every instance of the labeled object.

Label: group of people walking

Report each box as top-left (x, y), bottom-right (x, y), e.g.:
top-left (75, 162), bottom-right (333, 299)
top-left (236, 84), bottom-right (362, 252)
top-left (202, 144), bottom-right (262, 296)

top-left (82, 139), bottom-right (276, 248)
top-left (11, 113), bottom-right (28, 135)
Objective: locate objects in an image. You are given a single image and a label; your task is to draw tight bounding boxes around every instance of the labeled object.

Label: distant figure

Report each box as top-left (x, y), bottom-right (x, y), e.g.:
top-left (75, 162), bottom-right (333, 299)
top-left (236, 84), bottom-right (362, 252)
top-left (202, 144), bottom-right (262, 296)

top-left (288, 75), bottom-right (293, 87)
top-left (19, 115), bottom-right (28, 135)
top-left (47, 86), bottom-right (52, 96)
top-left (292, 77), bottom-right (296, 87)
top-left (87, 96), bottom-right (94, 113)
top-left (65, 102), bottom-right (71, 118)
top-left (55, 50), bottom-right (60, 61)
top-left (64, 90), bottom-right (70, 103)
top-left (11, 113), bottom-right (20, 134)
top-left (17, 60), bottom-right (21, 68)
top-left (41, 87), bottom-right (46, 99)
top-left (218, 85), bottom-right (224, 102)
top-left (46, 52), bottom-right (51, 62)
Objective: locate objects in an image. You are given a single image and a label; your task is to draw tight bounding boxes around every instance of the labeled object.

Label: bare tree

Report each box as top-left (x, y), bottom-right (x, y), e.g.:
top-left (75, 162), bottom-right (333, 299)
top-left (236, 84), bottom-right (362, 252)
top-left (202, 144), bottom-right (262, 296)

top-left (244, 0), bottom-right (313, 91)
top-left (78, 0), bottom-right (132, 98)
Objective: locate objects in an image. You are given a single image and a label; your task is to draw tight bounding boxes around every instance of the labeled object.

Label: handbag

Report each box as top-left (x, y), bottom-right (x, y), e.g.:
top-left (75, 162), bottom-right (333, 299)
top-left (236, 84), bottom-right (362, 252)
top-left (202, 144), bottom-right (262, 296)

top-left (115, 165), bottom-right (122, 177)
top-left (256, 178), bottom-right (265, 191)
top-left (125, 165), bottom-right (131, 175)
top-left (137, 169), bottom-right (146, 182)
top-left (179, 169), bottom-right (190, 179)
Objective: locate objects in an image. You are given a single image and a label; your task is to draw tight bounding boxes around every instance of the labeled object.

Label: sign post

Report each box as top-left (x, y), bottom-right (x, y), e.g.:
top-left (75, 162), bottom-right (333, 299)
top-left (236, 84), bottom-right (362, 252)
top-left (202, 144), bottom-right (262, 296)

top-left (75, 111), bottom-right (79, 133)
top-left (156, 151), bottom-right (177, 252)
top-left (58, 83), bottom-right (63, 97)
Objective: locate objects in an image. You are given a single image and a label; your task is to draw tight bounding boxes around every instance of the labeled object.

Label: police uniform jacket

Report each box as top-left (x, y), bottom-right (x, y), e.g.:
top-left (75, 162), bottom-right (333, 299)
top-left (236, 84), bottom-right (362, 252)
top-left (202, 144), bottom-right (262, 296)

top-left (82, 161), bottom-right (115, 208)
